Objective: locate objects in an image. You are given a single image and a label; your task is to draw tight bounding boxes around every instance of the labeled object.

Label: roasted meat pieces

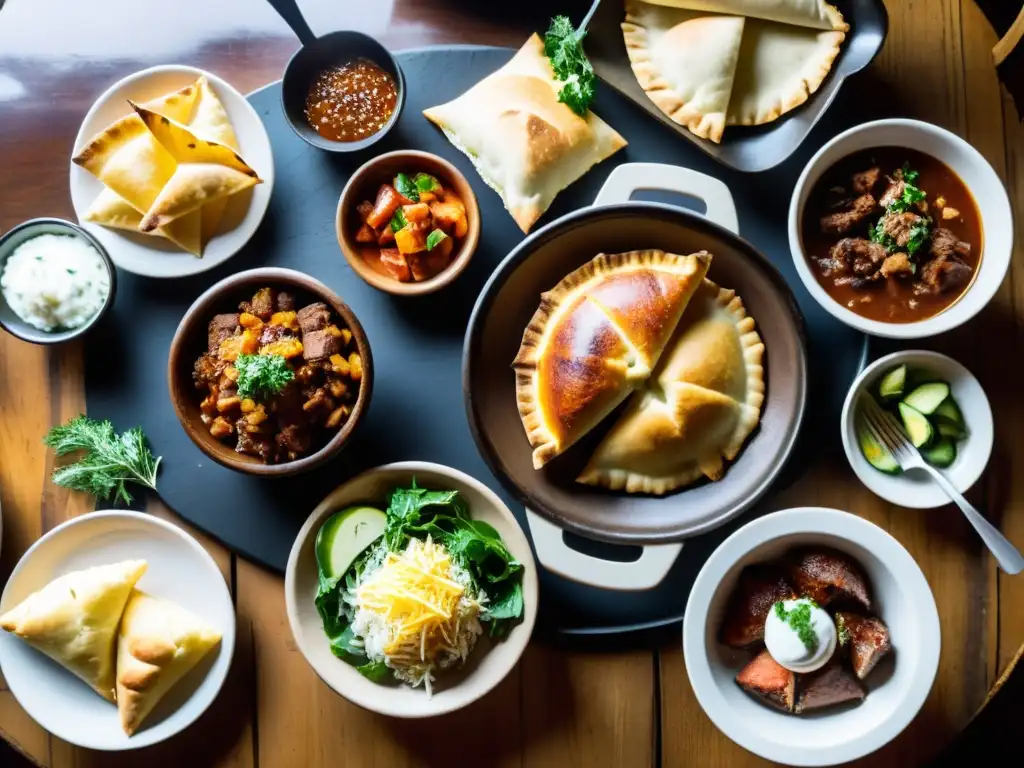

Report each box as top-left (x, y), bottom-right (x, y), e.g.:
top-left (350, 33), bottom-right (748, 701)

top-left (719, 566), bottom-right (797, 649)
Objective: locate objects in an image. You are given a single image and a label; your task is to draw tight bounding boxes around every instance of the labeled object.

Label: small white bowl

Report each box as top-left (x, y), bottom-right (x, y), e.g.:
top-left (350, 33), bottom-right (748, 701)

top-left (841, 350), bottom-right (993, 509)
top-left (683, 508), bottom-right (940, 767)
top-left (0, 511), bottom-right (235, 750)
top-left (285, 462), bottom-right (538, 718)
top-left (70, 64), bottom-right (274, 279)
top-left (789, 119), bottom-right (1012, 338)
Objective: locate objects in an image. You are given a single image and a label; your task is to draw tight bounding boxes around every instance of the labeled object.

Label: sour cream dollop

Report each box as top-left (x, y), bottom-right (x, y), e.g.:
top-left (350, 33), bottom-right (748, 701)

top-left (764, 598), bottom-right (836, 673)
top-left (1, 233), bottom-right (109, 332)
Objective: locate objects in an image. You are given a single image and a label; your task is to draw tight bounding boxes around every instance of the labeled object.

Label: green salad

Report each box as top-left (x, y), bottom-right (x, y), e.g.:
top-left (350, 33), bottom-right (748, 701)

top-left (314, 482), bottom-right (525, 691)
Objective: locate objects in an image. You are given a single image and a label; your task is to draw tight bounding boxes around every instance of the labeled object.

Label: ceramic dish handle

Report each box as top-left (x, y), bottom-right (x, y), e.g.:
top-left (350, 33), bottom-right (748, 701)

top-left (525, 509), bottom-right (683, 591)
top-left (594, 163), bottom-right (740, 233)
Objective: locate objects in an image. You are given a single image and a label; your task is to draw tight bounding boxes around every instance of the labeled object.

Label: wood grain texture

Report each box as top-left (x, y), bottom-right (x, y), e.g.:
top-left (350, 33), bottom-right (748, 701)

top-left (0, 0), bottom-right (1020, 766)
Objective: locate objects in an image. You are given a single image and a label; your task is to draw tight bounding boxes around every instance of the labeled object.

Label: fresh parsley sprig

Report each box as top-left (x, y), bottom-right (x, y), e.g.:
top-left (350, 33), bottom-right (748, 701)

top-left (43, 416), bottom-right (161, 505)
top-left (235, 353), bottom-right (294, 402)
top-left (544, 16), bottom-right (596, 117)
top-left (869, 163), bottom-right (932, 256)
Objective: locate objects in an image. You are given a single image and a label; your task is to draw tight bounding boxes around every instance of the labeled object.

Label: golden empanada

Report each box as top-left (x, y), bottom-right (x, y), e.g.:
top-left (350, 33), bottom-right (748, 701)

top-left (138, 162), bottom-right (260, 233)
top-left (84, 188), bottom-right (202, 255)
top-left (187, 76), bottom-right (240, 243)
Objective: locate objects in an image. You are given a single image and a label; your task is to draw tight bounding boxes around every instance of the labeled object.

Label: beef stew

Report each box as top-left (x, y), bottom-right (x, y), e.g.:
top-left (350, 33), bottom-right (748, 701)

top-left (801, 147), bottom-right (982, 323)
top-left (192, 286), bottom-right (363, 464)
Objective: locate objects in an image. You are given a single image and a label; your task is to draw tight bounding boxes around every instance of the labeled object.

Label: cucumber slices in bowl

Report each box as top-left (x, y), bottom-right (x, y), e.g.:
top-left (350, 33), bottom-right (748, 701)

top-left (858, 364), bottom-right (969, 473)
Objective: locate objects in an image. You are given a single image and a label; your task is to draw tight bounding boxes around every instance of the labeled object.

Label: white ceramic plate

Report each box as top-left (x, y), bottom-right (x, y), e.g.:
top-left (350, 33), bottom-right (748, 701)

top-left (683, 508), bottom-right (940, 767)
top-left (69, 65), bottom-right (274, 278)
top-left (841, 350), bottom-right (993, 508)
top-left (285, 462), bottom-right (538, 718)
top-left (0, 511), bottom-right (236, 750)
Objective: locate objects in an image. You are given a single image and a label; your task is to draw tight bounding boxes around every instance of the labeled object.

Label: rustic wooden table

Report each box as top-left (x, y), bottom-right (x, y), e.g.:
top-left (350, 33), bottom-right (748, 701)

top-left (0, 0), bottom-right (1021, 765)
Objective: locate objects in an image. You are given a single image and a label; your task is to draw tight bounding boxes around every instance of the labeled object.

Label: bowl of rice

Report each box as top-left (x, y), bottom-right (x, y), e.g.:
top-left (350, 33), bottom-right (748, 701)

top-left (284, 461), bottom-right (538, 717)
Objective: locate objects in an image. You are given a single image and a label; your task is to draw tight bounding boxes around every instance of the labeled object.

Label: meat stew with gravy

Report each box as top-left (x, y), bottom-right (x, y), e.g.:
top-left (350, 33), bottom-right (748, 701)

top-left (802, 147), bottom-right (981, 323)
top-left (193, 287), bottom-right (363, 464)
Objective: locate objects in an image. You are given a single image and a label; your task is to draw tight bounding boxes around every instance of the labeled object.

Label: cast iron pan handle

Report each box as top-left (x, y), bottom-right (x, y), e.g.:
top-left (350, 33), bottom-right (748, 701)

top-left (266, 0), bottom-right (317, 46)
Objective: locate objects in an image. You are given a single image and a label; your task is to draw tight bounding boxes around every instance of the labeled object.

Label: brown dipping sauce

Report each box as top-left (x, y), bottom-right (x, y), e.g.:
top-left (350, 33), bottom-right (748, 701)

top-left (304, 59), bottom-right (397, 142)
top-left (801, 147), bottom-right (982, 323)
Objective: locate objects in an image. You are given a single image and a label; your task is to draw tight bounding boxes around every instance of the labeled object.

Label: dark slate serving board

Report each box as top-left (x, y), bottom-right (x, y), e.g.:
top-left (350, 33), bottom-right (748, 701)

top-left (85, 46), bottom-right (869, 636)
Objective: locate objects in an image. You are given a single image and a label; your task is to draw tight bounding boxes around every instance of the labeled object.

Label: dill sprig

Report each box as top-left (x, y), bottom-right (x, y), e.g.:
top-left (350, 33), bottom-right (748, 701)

top-left (43, 415), bottom-right (161, 505)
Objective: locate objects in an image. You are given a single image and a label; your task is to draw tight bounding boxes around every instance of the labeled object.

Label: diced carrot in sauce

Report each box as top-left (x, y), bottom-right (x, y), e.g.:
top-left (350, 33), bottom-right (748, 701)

top-left (377, 226), bottom-right (395, 246)
top-left (356, 200), bottom-right (373, 222)
top-left (366, 184), bottom-right (404, 229)
top-left (395, 225), bottom-right (428, 254)
top-left (429, 200), bottom-right (468, 238)
top-left (380, 248), bottom-right (412, 282)
top-left (418, 191), bottom-right (437, 204)
top-left (354, 223), bottom-right (376, 243)
top-left (402, 203), bottom-right (431, 224)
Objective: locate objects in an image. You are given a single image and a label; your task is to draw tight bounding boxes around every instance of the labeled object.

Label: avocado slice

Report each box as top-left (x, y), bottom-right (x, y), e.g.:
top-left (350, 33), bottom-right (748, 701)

top-left (315, 506), bottom-right (386, 580)
top-left (898, 402), bottom-right (934, 448)
top-left (877, 365), bottom-right (907, 402)
top-left (902, 382), bottom-right (950, 415)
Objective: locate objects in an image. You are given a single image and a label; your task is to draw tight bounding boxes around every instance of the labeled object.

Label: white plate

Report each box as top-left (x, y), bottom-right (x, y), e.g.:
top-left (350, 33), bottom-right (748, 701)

top-left (69, 65), bottom-right (274, 279)
top-left (0, 511), bottom-right (235, 750)
top-left (683, 508), bottom-right (940, 767)
top-left (841, 350), bottom-right (993, 508)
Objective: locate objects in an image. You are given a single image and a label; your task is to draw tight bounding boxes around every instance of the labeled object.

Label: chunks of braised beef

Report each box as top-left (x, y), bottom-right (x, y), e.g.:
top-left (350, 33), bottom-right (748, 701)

top-left (836, 612), bottom-right (892, 680)
top-left (719, 565), bottom-right (797, 649)
top-left (736, 650), bottom-right (796, 712)
top-left (828, 238), bottom-right (888, 277)
top-left (794, 660), bottom-right (866, 714)
top-left (878, 211), bottom-right (926, 248)
top-left (820, 193), bottom-right (877, 235)
top-left (929, 227), bottom-right (971, 261)
top-left (195, 288), bottom-right (362, 464)
top-left (920, 253), bottom-right (972, 294)
top-left (788, 548), bottom-right (872, 612)
top-left (852, 166), bottom-right (880, 195)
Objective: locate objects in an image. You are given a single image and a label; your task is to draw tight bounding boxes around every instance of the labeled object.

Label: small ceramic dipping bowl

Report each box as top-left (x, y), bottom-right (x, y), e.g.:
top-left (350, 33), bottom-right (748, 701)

top-left (0, 218), bottom-right (116, 345)
top-left (168, 267), bottom-right (373, 477)
top-left (336, 150), bottom-right (481, 296)
top-left (281, 30), bottom-right (405, 153)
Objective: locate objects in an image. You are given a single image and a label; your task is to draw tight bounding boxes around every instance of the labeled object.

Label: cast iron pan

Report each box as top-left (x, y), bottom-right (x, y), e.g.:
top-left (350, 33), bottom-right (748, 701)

top-left (464, 171), bottom-right (808, 548)
top-left (583, 0), bottom-right (888, 172)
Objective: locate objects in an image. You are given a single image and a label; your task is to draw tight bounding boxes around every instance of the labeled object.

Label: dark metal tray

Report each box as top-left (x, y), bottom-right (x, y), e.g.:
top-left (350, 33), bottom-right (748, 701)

top-left (84, 45), bottom-right (867, 637)
top-left (583, 0), bottom-right (888, 172)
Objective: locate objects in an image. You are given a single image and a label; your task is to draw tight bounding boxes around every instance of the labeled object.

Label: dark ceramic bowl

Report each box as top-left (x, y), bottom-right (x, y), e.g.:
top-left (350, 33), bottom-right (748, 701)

top-left (168, 267), bottom-right (373, 477)
top-left (280, 30), bottom-right (405, 153)
top-left (463, 203), bottom-right (809, 545)
top-left (0, 218), bottom-right (116, 345)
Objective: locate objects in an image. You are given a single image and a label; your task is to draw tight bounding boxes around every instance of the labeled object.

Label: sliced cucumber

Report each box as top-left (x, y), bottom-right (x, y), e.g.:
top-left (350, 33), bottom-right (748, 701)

top-left (920, 437), bottom-right (957, 468)
top-left (906, 367), bottom-right (942, 389)
top-left (933, 396), bottom-right (965, 429)
top-left (898, 402), bottom-right (934, 448)
top-left (315, 505), bottom-right (386, 579)
top-left (878, 365), bottom-right (907, 401)
top-left (858, 424), bottom-right (901, 474)
top-left (902, 382), bottom-right (950, 415)
top-left (935, 417), bottom-right (967, 440)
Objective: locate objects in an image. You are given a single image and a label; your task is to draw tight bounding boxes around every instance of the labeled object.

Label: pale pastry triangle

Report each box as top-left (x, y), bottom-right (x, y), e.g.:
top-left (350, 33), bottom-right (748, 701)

top-left (187, 77), bottom-right (240, 243)
top-left (623, 2), bottom-right (745, 143)
top-left (0, 560), bottom-right (148, 702)
top-left (130, 102), bottom-right (256, 177)
top-left (139, 162), bottom-right (260, 232)
top-left (578, 279), bottom-right (764, 494)
top-left (424, 33), bottom-right (626, 233)
top-left (725, 17), bottom-right (845, 126)
top-left (513, 250), bottom-right (711, 468)
top-left (84, 188), bottom-right (202, 256)
top-left (637, 0), bottom-right (847, 31)
top-left (116, 590), bottom-right (222, 735)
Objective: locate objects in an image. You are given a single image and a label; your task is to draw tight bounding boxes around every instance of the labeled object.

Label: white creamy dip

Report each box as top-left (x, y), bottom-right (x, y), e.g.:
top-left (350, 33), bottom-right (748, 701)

top-left (764, 598), bottom-right (837, 673)
top-left (1, 234), bottom-right (109, 331)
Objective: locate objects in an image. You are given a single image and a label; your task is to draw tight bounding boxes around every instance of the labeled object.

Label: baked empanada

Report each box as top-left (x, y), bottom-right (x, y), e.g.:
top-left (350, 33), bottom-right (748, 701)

top-left (187, 76), bottom-right (241, 243)
top-left (423, 33), bottom-right (626, 233)
top-left (0, 560), bottom-right (148, 702)
top-left (513, 250), bottom-right (711, 468)
top-left (637, 0), bottom-right (847, 30)
top-left (84, 188), bottom-right (202, 255)
top-left (578, 279), bottom-right (765, 494)
top-left (138, 162), bottom-right (260, 233)
top-left (116, 590), bottom-right (222, 735)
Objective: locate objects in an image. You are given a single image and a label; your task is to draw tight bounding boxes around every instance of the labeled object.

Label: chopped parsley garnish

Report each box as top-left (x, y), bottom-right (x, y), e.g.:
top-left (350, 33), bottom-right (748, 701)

top-left (389, 207), bottom-right (408, 233)
top-left (43, 415), bottom-right (161, 505)
top-left (235, 353), bottom-right (294, 402)
top-left (773, 600), bottom-right (820, 653)
top-left (543, 16), bottom-right (596, 117)
top-left (394, 173), bottom-right (419, 202)
top-left (869, 164), bottom-right (932, 257)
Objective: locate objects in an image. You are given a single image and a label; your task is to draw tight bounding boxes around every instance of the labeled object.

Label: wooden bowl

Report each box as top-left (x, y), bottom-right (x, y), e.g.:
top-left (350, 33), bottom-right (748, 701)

top-left (336, 150), bottom-right (480, 296)
top-left (167, 267), bottom-right (373, 477)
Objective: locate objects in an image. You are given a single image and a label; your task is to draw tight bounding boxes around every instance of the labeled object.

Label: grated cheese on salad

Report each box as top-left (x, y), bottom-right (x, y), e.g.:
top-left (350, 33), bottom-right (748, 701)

top-left (352, 536), bottom-right (484, 695)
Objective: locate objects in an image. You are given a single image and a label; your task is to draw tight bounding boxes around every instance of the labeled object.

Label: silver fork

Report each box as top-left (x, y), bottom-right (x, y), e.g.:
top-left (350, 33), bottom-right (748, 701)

top-left (859, 395), bottom-right (1024, 574)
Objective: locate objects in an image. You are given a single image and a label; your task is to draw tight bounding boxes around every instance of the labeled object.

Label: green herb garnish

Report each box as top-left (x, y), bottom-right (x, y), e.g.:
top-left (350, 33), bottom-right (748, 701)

top-left (389, 207), bottom-right (408, 233)
top-left (43, 415), bottom-right (161, 505)
top-left (869, 164), bottom-right (932, 256)
top-left (543, 15), bottom-right (596, 117)
top-left (414, 173), bottom-right (441, 194)
top-left (235, 353), bottom-right (294, 402)
top-left (773, 600), bottom-right (820, 653)
top-left (394, 173), bottom-right (419, 202)
top-left (426, 229), bottom-right (448, 251)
